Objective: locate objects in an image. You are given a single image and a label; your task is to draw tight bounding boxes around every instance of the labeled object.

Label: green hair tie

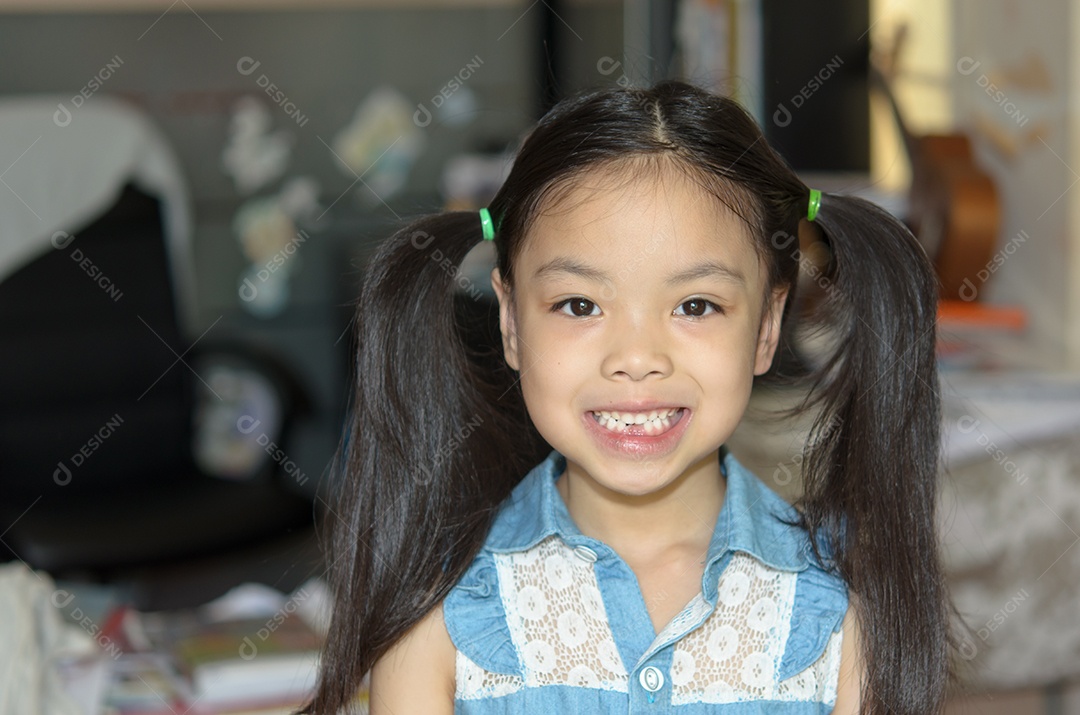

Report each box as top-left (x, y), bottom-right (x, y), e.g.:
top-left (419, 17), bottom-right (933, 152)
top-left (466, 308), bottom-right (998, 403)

top-left (807, 189), bottom-right (822, 222)
top-left (479, 208), bottom-right (495, 241)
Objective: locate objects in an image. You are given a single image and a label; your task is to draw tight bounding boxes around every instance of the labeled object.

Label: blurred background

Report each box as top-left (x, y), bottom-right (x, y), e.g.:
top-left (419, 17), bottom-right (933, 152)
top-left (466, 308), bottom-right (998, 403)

top-left (0, 0), bottom-right (1077, 713)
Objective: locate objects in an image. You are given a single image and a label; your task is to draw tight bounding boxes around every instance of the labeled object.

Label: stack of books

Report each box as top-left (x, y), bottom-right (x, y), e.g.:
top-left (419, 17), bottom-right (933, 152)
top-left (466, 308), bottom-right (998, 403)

top-left (55, 580), bottom-right (345, 715)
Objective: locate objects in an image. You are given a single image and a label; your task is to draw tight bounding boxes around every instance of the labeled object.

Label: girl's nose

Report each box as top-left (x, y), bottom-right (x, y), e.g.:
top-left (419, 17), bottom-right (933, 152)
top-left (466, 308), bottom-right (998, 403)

top-left (600, 318), bottom-right (674, 381)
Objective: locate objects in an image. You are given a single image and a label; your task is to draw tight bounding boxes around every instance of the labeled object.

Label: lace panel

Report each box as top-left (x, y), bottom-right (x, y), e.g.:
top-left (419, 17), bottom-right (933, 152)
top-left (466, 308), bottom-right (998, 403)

top-left (493, 536), bottom-right (629, 692)
top-left (669, 552), bottom-right (843, 705)
top-left (454, 541), bottom-right (843, 707)
top-left (649, 591), bottom-right (713, 661)
top-left (456, 649), bottom-right (524, 700)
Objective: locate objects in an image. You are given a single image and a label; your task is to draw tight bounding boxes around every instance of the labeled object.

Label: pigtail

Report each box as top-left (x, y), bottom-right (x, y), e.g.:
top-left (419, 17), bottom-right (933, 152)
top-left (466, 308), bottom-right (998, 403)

top-left (787, 192), bottom-right (955, 713)
top-left (301, 212), bottom-right (547, 714)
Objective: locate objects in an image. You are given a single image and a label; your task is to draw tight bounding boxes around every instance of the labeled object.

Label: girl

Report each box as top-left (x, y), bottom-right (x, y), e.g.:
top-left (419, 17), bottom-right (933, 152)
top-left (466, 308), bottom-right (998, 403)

top-left (302, 80), bottom-right (962, 714)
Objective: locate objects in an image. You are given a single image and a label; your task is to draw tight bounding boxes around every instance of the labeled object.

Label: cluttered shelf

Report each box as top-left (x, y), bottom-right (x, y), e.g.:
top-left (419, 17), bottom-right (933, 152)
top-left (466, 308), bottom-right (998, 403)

top-left (7, 570), bottom-right (368, 715)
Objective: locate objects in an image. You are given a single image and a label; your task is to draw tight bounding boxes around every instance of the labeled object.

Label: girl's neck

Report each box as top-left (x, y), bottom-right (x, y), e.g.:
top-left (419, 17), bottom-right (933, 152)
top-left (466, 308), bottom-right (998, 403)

top-left (555, 451), bottom-right (727, 562)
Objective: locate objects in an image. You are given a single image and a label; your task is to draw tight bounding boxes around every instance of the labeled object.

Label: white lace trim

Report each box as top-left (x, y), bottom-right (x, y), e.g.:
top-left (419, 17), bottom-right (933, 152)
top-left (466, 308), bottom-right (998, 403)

top-left (493, 536), bottom-right (629, 693)
top-left (669, 552), bottom-right (842, 705)
top-left (646, 591), bottom-right (713, 662)
top-left (453, 538), bottom-right (843, 706)
top-left (456, 650), bottom-right (524, 700)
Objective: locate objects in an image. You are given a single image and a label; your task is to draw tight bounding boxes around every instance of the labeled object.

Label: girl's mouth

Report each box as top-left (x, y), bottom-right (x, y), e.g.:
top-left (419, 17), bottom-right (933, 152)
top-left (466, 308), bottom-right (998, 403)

top-left (589, 407), bottom-right (686, 436)
top-left (583, 407), bottom-right (690, 458)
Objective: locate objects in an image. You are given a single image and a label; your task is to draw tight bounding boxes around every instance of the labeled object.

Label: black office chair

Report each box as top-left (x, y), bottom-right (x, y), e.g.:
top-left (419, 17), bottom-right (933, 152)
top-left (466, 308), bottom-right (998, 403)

top-left (0, 183), bottom-right (317, 594)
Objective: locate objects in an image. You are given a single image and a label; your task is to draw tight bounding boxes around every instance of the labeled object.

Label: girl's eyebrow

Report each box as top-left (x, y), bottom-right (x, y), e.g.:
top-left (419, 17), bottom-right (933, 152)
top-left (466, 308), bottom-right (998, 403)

top-left (665, 260), bottom-right (747, 287)
top-left (533, 257), bottom-right (747, 287)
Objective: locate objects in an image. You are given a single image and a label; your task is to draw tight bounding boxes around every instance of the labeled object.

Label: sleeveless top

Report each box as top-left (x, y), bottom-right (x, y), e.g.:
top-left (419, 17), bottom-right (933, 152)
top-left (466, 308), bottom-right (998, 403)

top-left (442, 448), bottom-right (850, 714)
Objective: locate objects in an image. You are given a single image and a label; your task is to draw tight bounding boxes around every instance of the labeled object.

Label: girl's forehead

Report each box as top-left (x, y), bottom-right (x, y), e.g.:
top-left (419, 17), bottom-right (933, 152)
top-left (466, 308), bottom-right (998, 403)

top-left (517, 161), bottom-right (763, 284)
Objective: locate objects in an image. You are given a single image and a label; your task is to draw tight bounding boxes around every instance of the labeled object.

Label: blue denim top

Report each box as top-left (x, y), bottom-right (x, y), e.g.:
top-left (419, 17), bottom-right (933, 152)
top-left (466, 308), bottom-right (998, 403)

top-left (443, 448), bottom-right (849, 714)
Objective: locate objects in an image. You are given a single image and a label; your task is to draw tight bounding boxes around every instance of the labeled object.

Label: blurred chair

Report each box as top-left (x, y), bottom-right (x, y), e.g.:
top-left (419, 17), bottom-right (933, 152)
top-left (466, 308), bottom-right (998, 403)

top-left (0, 96), bottom-right (317, 598)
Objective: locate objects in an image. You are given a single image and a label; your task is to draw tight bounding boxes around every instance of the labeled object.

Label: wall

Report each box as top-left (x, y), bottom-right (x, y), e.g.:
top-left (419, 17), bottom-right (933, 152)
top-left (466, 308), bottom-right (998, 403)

top-left (952, 0), bottom-right (1072, 368)
top-left (869, 0), bottom-right (1076, 369)
top-left (0, 9), bottom-right (536, 203)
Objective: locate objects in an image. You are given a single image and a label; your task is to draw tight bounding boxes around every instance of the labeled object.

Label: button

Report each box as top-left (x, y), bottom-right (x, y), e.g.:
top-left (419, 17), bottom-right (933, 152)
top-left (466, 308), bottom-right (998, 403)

top-left (639, 665), bottom-right (664, 692)
top-left (573, 545), bottom-right (598, 562)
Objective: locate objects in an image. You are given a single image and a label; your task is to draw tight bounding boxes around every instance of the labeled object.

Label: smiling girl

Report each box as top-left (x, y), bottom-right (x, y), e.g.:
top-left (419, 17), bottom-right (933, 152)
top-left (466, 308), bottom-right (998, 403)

top-left (301, 81), bottom-right (961, 715)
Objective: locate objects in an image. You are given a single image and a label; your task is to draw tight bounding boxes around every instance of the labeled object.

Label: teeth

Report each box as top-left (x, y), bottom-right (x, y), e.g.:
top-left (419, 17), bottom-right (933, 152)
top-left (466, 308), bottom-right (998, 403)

top-left (591, 408), bottom-right (682, 435)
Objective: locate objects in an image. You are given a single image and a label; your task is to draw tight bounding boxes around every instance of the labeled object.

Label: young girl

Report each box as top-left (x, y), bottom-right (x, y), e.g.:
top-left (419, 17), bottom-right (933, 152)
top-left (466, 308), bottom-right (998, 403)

top-left (302, 80), bottom-right (961, 714)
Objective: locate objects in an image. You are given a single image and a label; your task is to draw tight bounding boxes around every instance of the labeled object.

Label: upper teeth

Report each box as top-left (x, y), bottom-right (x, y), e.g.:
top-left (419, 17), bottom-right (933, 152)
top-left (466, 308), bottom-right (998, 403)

top-left (600, 408), bottom-right (673, 425)
top-left (596, 406), bottom-right (678, 434)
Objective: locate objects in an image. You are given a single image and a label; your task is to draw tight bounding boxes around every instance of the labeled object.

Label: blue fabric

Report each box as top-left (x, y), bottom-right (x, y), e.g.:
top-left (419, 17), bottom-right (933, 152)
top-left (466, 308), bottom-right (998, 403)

top-left (444, 448), bottom-right (850, 714)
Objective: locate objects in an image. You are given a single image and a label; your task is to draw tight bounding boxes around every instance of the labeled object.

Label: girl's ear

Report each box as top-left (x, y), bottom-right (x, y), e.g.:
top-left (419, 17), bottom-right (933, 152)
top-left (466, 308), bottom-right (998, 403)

top-left (753, 286), bottom-right (790, 376)
top-left (490, 267), bottom-right (521, 372)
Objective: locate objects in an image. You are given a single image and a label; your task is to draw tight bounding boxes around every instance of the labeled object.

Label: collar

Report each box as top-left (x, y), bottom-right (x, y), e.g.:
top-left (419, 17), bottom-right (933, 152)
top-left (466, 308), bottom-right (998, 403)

top-left (485, 448), bottom-right (814, 578)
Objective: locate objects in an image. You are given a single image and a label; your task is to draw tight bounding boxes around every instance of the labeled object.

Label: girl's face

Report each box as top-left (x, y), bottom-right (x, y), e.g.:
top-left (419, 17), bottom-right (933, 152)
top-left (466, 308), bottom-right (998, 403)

top-left (491, 160), bottom-right (787, 498)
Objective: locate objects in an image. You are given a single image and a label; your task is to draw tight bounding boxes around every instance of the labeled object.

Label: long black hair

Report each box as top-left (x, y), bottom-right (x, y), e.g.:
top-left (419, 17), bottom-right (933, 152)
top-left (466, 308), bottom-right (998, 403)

top-left (302, 80), bottom-right (962, 714)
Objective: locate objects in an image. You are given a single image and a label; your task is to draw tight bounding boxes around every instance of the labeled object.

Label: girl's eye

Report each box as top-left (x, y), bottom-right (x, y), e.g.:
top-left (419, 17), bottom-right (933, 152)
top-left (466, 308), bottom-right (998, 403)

top-left (552, 298), bottom-right (599, 317)
top-left (677, 298), bottom-right (723, 318)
